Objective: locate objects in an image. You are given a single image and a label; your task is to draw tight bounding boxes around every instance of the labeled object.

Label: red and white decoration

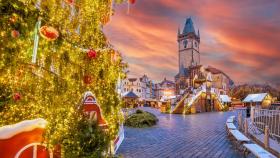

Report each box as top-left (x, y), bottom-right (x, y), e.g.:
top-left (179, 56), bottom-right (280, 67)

top-left (0, 118), bottom-right (56, 158)
top-left (82, 91), bottom-right (124, 154)
top-left (0, 91), bottom-right (124, 157)
top-left (82, 91), bottom-right (107, 128)
top-left (112, 119), bottom-right (124, 154)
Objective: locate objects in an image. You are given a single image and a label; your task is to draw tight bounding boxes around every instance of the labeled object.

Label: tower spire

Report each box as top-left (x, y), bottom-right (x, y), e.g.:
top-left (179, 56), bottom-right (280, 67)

top-left (183, 17), bottom-right (195, 35)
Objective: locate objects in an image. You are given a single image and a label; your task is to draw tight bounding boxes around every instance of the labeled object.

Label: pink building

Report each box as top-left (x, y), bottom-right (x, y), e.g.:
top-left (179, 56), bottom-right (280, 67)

top-left (155, 78), bottom-right (176, 100)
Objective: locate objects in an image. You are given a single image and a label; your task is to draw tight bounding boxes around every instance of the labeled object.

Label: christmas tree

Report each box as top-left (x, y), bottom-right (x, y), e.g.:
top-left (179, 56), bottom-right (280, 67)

top-left (0, 0), bottom-right (127, 157)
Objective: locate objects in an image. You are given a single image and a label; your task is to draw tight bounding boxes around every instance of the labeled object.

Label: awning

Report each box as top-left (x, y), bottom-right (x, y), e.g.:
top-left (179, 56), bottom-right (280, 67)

top-left (243, 93), bottom-right (268, 102)
top-left (220, 95), bottom-right (231, 102)
top-left (123, 91), bottom-right (139, 99)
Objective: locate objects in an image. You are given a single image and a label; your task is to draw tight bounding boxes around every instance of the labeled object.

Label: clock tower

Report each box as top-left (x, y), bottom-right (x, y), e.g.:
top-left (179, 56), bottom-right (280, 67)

top-left (178, 18), bottom-right (200, 70)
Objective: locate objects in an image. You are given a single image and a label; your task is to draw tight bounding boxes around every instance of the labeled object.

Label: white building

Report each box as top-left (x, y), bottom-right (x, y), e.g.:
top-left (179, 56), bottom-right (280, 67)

top-left (121, 75), bottom-right (155, 100)
top-left (155, 78), bottom-right (176, 100)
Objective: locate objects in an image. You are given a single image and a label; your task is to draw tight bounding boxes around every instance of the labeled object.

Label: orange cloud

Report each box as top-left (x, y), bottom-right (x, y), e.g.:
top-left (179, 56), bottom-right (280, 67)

top-left (105, 0), bottom-right (280, 85)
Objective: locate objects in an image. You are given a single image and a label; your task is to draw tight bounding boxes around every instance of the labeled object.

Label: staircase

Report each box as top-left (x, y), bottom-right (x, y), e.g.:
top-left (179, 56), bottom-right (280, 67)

top-left (211, 88), bottom-right (225, 110)
top-left (172, 92), bottom-right (190, 114)
top-left (213, 93), bottom-right (224, 110)
top-left (184, 89), bottom-right (204, 111)
top-left (172, 86), bottom-right (226, 114)
top-left (172, 86), bottom-right (205, 114)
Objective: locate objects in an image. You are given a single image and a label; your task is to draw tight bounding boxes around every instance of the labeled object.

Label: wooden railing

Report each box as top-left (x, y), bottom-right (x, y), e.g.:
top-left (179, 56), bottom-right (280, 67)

top-left (251, 108), bottom-right (280, 142)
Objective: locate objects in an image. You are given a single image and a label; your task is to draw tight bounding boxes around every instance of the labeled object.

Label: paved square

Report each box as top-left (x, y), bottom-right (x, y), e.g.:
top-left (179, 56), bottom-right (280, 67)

top-left (117, 107), bottom-right (243, 158)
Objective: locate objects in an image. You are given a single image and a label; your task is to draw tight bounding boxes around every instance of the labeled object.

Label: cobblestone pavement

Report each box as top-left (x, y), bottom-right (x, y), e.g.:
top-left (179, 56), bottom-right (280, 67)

top-left (117, 107), bottom-right (243, 158)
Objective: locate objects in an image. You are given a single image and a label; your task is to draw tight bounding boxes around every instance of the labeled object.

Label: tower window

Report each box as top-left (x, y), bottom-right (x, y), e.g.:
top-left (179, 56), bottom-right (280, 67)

top-left (183, 40), bottom-right (188, 48)
top-left (195, 42), bottom-right (197, 48)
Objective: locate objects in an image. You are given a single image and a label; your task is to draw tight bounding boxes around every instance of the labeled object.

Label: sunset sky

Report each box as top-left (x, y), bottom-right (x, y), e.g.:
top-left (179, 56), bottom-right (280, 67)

top-left (104, 0), bottom-right (280, 86)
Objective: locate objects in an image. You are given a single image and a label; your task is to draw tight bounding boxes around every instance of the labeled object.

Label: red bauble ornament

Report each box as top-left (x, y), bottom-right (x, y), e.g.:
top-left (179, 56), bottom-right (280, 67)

top-left (11, 30), bottom-right (20, 38)
top-left (128, 0), bottom-right (136, 4)
top-left (39, 26), bottom-right (59, 41)
top-left (13, 93), bottom-right (21, 101)
top-left (83, 75), bottom-right (92, 84)
top-left (64, 0), bottom-right (74, 5)
top-left (87, 49), bottom-right (97, 59)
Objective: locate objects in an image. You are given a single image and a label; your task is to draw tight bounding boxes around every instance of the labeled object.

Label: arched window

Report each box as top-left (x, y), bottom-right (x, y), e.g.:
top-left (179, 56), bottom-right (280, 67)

top-left (15, 143), bottom-right (53, 158)
top-left (183, 40), bottom-right (188, 48)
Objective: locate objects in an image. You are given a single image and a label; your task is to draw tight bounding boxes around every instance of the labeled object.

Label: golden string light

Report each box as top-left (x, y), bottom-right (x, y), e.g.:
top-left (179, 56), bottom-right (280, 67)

top-left (0, 0), bottom-right (127, 157)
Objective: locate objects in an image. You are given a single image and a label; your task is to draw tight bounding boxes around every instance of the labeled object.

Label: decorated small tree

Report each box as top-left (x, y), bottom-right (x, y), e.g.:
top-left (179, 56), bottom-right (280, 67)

top-left (0, 0), bottom-right (129, 157)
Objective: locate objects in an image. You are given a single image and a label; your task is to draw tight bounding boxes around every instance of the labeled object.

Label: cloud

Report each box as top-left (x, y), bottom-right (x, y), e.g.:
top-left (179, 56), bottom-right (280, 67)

top-left (104, 0), bottom-right (280, 85)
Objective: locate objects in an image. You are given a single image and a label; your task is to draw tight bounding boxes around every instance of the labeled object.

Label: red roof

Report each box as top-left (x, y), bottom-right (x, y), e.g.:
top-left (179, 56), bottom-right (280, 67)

top-left (205, 66), bottom-right (222, 74)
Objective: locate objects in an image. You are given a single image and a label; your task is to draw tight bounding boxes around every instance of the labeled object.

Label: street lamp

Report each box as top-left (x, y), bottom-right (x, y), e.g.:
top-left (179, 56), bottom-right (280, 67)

top-left (205, 78), bottom-right (212, 111)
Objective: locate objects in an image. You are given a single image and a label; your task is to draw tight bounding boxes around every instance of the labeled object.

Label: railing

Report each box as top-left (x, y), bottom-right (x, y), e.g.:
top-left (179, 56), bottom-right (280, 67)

top-left (172, 92), bottom-right (190, 113)
top-left (184, 86), bottom-right (204, 108)
top-left (252, 108), bottom-right (280, 142)
top-left (122, 108), bottom-right (136, 118)
top-left (235, 107), bottom-right (247, 118)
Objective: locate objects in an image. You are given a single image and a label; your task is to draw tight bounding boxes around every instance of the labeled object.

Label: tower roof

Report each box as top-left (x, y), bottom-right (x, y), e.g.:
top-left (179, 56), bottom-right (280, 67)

top-left (182, 18), bottom-right (195, 35)
top-left (175, 65), bottom-right (189, 78)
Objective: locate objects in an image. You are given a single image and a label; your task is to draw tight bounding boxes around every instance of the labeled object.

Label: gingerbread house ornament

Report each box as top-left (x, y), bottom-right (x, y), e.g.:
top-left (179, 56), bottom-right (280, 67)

top-left (0, 118), bottom-right (57, 158)
top-left (82, 91), bottom-right (108, 128)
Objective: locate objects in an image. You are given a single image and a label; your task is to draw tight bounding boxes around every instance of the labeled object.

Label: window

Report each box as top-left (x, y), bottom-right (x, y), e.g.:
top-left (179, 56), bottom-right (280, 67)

top-left (194, 42), bottom-right (197, 48)
top-left (183, 40), bottom-right (188, 48)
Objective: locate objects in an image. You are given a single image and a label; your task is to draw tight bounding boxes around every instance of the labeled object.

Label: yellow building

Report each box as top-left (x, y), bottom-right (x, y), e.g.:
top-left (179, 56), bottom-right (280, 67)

top-left (204, 66), bottom-right (234, 95)
top-left (243, 93), bottom-right (273, 109)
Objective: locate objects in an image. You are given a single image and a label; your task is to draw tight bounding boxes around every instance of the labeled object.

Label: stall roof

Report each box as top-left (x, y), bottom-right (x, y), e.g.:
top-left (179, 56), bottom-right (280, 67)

top-left (220, 95), bottom-right (231, 102)
top-left (271, 102), bottom-right (280, 106)
top-left (123, 91), bottom-right (139, 98)
top-left (243, 93), bottom-right (268, 103)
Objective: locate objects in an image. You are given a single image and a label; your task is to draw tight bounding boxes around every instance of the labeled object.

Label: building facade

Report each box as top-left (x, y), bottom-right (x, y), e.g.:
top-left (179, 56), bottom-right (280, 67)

top-left (121, 75), bottom-right (155, 100)
top-left (155, 78), bottom-right (176, 100)
top-left (121, 78), bottom-right (141, 98)
top-left (204, 66), bottom-right (234, 95)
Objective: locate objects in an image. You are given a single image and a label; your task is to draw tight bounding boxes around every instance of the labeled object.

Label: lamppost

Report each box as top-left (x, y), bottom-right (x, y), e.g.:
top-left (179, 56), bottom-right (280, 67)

top-left (247, 99), bottom-right (253, 118)
top-left (206, 79), bottom-right (212, 111)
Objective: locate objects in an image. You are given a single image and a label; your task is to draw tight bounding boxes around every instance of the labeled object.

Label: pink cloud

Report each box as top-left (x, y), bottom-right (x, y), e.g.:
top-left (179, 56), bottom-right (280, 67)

top-left (105, 0), bottom-right (280, 85)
